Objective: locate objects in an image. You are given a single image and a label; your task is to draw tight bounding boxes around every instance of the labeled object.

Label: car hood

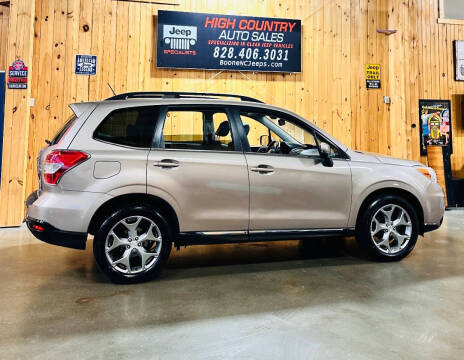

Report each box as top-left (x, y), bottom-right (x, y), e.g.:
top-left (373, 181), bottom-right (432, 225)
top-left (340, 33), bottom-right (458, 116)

top-left (347, 150), bottom-right (424, 167)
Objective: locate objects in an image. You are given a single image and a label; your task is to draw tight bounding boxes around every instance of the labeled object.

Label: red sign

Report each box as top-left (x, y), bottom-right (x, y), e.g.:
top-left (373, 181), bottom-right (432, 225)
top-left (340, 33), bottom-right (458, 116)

top-left (8, 60), bottom-right (28, 89)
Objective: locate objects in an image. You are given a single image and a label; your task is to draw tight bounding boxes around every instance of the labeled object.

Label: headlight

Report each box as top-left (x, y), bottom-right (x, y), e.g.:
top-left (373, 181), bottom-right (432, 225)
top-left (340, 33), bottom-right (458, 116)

top-left (416, 167), bottom-right (437, 183)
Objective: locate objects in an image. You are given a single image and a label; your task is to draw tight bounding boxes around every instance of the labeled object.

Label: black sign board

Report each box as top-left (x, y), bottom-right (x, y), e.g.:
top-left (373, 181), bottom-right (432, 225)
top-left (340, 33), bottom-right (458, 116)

top-left (419, 99), bottom-right (452, 155)
top-left (156, 10), bottom-right (301, 73)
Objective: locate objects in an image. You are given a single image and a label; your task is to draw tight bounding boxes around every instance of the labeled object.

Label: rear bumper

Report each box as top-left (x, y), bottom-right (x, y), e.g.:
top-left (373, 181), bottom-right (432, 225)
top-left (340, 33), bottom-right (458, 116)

top-left (26, 189), bottom-right (112, 233)
top-left (26, 217), bottom-right (87, 250)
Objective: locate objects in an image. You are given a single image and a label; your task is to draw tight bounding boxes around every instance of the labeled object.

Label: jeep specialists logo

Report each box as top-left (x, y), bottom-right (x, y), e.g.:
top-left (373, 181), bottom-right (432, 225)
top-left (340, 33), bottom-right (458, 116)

top-left (163, 24), bottom-right (197, 50)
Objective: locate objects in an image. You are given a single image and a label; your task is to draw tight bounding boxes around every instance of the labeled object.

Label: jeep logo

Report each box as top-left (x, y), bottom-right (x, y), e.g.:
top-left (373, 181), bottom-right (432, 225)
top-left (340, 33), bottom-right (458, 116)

top-left (163, 24), bottom-right (197, 50)
top-left (169, 27), bottom-right (192, 37)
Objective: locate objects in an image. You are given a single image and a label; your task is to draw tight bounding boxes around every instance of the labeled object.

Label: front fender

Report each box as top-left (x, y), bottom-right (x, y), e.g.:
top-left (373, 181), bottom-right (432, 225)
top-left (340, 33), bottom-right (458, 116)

top-left (347, 168), bottom-right (428, 229)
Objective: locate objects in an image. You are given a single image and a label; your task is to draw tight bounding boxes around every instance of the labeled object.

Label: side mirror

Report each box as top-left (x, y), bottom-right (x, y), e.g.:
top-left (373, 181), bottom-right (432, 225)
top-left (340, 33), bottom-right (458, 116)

top-left (319, 142), bottom-right (334, 167)
top-left (259, 134), bottom-right (270, 146)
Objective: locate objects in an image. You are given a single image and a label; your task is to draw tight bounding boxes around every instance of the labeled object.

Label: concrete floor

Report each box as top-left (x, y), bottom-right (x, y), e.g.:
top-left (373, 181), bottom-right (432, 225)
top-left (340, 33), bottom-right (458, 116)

top-left (0, 211), bottom-right (463, 359)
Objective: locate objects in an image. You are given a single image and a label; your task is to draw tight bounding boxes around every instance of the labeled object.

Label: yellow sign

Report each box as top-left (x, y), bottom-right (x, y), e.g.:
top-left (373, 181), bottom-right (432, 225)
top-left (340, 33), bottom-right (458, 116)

top-left (366, 64), bottom-right (381, 89)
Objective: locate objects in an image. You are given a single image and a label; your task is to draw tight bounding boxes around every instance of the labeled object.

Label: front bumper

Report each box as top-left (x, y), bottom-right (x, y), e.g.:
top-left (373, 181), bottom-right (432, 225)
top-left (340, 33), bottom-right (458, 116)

top-left (424, 216), bottom-right (444, 233)
top-left (26, 217), bottom-right (87, 250)
top-left (423, 182), bottom-right (446, 225)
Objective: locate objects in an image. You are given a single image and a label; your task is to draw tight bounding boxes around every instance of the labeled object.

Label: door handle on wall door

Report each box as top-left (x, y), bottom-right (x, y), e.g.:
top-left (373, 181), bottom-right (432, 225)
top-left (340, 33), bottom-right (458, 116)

top-left (153, 159), bottom-right (180, 168)
top-left (250, 164), bottom-right (274, 174)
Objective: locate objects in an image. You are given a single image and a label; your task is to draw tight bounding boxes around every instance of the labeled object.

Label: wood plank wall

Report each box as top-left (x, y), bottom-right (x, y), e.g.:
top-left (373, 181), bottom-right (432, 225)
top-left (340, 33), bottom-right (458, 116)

top-left (0, 5), bottom-right (9, 69)
top-left (0, 0), bottom-right (463, 225)
top-left (0, 0), bottom-right (35, 225)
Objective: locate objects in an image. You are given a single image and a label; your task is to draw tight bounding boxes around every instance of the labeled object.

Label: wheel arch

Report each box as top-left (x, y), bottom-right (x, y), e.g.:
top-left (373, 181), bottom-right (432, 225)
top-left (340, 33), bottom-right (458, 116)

top-left (355, 188), bottom-right (425, 235)
top-left (88, 193), bottom-right (180, 237)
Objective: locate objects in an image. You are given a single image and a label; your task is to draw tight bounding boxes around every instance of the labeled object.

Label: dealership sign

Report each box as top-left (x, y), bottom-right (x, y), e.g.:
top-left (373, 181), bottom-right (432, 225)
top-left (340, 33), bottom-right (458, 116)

top-left (157, 10), bottom-right (301, 73)
top-left (8, 60), bottom-right (28, 89)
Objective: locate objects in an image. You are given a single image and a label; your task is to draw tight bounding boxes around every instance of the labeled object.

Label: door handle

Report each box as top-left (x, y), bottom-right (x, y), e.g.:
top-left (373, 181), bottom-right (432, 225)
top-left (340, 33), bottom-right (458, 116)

top-left (153, 159), bottom-right (180, 168)
top-left (250, 164), bottom-right (274, 174)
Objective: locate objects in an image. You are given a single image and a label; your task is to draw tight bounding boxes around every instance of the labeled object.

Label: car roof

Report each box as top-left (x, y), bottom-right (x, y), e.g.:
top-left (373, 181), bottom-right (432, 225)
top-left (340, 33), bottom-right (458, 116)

top-left (69, 96), bottom-right (349, 152)
top-left (70, 97), bottom-right (284, 114)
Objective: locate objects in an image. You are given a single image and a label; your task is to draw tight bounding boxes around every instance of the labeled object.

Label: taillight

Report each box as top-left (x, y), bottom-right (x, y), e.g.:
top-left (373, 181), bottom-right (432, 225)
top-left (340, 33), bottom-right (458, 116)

top-left (43, 150), bottom-right (89, 185)
top-left (32, 224), bottom-right (44, 232)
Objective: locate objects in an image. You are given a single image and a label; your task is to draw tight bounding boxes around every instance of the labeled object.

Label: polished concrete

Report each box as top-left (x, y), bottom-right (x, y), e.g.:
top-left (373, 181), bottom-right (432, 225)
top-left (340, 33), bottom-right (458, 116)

top-left (1, 211), bottom-right (463, 359)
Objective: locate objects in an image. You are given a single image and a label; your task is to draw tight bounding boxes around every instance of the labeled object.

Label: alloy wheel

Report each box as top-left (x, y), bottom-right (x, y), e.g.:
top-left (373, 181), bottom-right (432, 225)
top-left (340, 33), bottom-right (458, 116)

top-left (370, 204), bottom-right (412, 254)
top-left (105, 216), bottom-right (162, 274)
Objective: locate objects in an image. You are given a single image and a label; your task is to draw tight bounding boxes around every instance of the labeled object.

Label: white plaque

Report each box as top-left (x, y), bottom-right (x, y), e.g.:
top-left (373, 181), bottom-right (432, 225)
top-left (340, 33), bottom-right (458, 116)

top-left (455, 40), bottom-right (464, 81)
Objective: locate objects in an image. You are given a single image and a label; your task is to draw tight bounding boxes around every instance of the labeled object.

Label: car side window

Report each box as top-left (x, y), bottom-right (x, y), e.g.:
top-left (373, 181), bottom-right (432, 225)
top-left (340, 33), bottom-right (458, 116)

top-left (94, 107), bottom-right (158, 148)
top-left (315, 133), bottom-right (340, 158)
top-left (239, 110), bottom-right (320, 157)
top-left (161, 109), bottom-right (236, 151)
top-left (51, 115), bottom-right (77, 146)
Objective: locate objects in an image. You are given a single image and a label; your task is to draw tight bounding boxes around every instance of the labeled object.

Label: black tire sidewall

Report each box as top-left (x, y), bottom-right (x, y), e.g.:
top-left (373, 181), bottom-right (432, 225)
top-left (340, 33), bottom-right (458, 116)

top-left (357, 195), bottom-right (419, 261)
top-left (93, 205), bottom-right (172, 284)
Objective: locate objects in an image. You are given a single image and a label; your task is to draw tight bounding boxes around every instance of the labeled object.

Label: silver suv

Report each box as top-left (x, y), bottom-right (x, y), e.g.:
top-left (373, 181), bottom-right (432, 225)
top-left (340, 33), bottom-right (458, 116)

top-left (26, 92), bottom-right (445, 283)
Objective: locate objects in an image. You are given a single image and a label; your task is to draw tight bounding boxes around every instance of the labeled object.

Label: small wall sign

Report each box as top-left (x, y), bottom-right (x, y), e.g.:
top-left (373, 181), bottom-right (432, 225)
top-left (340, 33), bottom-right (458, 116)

top-left (8, 60), bottom-right (28, 89)
top-left (366, 64), bottom-right (381, 89)
top-left (75, 54), bottom-right (97, 75)
top-left (454, 40), bottom-right (464, 81)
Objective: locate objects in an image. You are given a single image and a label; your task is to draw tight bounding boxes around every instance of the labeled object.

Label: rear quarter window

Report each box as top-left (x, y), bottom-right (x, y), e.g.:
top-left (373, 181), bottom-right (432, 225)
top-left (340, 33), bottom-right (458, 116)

top-left (94, 107), bottom-right (159, 148)
top-left (51, 116), bottom-right (77, 145)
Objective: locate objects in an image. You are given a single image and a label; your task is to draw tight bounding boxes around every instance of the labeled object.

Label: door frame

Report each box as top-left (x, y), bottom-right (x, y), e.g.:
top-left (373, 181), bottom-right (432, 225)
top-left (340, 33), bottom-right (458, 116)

top-left (229, 104), bottom-right (350, 160)
top-left (0, 71), bottom-right (5, 183)
top-left (151, 104), bottom-right (245, 152)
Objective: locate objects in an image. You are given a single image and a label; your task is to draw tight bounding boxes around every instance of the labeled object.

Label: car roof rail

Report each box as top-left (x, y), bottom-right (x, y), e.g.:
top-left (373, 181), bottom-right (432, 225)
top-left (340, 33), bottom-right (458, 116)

top-left (105, 91), bottom-right (264, 103)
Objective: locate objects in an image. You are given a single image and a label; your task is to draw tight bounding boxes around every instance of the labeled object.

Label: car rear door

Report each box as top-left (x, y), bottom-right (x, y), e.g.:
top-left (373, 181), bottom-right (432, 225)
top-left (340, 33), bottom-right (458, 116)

top-left (147, 105), bottom-right (249, 233)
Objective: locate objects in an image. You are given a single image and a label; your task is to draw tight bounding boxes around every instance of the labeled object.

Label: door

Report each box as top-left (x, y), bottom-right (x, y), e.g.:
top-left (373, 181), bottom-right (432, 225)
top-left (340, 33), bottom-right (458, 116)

top-left (0, 71), bottom-right (5, 183)
top-left (238, 108), bottom-right (352, 231)
top-left (147, 106), bottom-right (249, 233)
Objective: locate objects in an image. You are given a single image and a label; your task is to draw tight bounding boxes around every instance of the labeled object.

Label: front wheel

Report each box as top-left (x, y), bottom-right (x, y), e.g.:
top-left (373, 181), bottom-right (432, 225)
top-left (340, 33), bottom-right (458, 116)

top-left (93, 205), bottom-right (172, 284)
top-left (356, 195), bottom-right (419, 261)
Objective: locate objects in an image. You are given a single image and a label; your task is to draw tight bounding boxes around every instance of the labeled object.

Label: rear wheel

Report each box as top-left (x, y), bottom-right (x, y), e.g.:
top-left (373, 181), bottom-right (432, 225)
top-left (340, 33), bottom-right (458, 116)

top-left (93, 205), bottom-right (172, 284)
top-left (356, 194), bottom-right (419, 261)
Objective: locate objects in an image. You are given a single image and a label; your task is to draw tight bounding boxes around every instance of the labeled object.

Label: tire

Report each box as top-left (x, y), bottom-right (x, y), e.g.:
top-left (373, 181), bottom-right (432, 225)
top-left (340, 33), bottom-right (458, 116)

top-left (93, 204), bottom-right (172, 284)
top-left (356, 194), bottom-right (419, 261)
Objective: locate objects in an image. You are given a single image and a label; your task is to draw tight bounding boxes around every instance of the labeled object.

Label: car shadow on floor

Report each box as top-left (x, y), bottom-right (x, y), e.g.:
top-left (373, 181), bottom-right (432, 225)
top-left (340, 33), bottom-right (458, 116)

top-left (4, 227), bottom-right (464, 347)
top-left (160, 237), bottom-right (367, 280)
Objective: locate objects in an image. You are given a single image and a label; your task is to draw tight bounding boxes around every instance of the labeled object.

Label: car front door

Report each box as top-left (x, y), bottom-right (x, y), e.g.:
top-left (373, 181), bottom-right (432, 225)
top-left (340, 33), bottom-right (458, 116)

top-left (147, 105), bottom-right (249, 234)
top-left (237, 107), bottom-right (352, 232)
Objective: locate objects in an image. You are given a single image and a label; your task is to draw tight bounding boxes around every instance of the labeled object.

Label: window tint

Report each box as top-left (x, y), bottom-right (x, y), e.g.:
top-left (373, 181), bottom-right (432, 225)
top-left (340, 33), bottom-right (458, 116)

top-left (315, 133), bottom-right (340, 158)
top-left (241, 114), bottom-right (273, 147)
top-left (94, 107), bottom-right (158, 148)
top-left (51, 115), bottom-right (77, 145)
top-left (161, 110), bottom-right (235, 151)
top-left (240, 111), bottom-right (319, 156)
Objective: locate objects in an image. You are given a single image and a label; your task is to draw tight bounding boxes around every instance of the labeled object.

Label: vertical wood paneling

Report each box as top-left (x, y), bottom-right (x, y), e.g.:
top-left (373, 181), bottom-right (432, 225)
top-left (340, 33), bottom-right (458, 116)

top-left (0, 6), bottom-right (9, 70)
top-left (1, 0), bottom-right (464, 225)
top-left (0, 0), bottom-right (36, 225)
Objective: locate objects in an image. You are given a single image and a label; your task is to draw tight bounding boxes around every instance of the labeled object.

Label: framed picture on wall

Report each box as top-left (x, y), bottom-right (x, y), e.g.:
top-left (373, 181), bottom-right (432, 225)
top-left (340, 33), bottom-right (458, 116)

top-left (419, 99), bottom-right (452, 155)
top-left (454, 40), bottom-right (464, 81)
